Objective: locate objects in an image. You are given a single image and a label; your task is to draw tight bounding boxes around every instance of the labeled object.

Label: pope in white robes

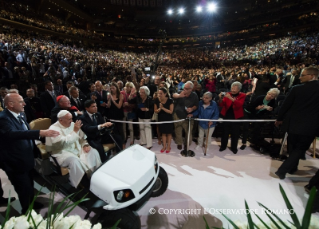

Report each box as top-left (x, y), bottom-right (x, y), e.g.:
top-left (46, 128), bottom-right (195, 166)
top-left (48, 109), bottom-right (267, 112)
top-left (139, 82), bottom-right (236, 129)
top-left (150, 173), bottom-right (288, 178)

top-left (46, 110), bottom-right (101, 188)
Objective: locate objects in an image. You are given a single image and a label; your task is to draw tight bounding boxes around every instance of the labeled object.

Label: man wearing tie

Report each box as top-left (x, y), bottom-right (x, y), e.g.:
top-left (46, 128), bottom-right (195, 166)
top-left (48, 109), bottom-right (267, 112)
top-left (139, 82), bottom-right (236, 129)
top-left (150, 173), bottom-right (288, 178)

top-left (283, 69), bottom-right (300, 94)
top-left (78, 100), bottom-right (123, 162)
top-left (0, 93), bottom-right (59, 213)
top-left (69, 86), bottom-right (85, 111)
top-left (40, 81), bottom-right (58, 118)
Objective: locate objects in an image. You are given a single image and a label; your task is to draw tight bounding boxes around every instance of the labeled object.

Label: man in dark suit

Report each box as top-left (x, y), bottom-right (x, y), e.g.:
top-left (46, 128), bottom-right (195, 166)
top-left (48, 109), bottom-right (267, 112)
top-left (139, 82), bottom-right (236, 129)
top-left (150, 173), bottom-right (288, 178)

top-left (69, 86), bottom-right (86, 111)
top-left (95, 81), bottom-right (109, 117)
top-left (275, 67), bottom-right (319, 179)
top-left (40, 81), bottom-right (58, 118)
top-left (54, 79), bottom-right (66, 96)
top-left (78, 100), bottom-right (123, 162)
top-left (0, 93), bottom-right (59, 213)
top-left (282, 69), bottom-right (300, 94)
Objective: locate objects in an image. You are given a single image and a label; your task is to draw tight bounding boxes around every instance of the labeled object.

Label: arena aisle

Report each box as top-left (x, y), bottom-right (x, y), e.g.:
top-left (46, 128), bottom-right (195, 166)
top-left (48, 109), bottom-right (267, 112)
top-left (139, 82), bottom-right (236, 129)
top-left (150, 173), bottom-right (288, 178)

top-left (1, 138), bottom-right (319, 228)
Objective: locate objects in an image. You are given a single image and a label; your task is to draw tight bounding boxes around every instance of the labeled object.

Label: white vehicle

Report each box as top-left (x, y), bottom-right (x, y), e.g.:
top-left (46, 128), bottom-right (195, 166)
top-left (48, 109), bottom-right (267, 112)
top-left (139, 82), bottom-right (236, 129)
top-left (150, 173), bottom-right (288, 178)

top-left (33, 122), bottom-right (168, 229)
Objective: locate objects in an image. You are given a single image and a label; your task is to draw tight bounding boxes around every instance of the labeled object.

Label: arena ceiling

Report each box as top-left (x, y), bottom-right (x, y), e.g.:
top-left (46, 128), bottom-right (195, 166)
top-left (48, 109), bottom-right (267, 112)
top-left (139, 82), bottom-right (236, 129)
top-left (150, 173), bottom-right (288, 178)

top-left (16, 0), bottom-right (317, 38)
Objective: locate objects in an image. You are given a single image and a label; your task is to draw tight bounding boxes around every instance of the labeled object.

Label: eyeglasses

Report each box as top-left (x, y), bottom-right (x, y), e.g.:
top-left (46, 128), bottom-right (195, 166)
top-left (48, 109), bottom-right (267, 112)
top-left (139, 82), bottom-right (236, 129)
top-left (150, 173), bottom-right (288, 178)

top-left (300, 74), bottom-right (313, 77)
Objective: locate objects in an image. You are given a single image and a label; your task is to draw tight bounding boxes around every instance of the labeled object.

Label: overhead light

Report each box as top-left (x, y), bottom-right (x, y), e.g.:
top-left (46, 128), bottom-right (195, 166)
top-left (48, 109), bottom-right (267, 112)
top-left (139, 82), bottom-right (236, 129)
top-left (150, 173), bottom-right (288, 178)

top-left (178, 8), bottom-right (184, 14)
top-left (167, 9), bottom-right (173, 15)
top-left (196, 6), bottom-right (202, 13)
top-left (207, 2), bottom-right (217, 12)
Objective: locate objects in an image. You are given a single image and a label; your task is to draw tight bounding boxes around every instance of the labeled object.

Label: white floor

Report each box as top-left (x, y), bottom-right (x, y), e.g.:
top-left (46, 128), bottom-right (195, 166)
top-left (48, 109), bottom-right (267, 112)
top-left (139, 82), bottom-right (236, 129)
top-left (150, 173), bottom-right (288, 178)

top-left (1, 138), bottom-right (319, 228)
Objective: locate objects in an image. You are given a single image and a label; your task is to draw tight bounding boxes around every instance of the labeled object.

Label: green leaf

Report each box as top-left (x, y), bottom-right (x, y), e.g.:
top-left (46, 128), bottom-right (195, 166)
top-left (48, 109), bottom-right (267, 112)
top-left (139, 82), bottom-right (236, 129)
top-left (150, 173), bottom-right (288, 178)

top-left (279, 184), bottom-right (301, 228)
top-left (258, 202), bottom-right (290, 229)
top-left (301, 187), bottom-right (317, 229)
top-left (262, 208), bottom-right (282, 229)
top-left (203, 216), bottom-right (210, 229)
top-left (254, 213), bottom-right (271, 229)
top-left (218, 211), bottom-right (240, 229)
top-left (244, 200), bottom-right (254, 229)
top-left (110, 219), bottom-right (121, 229)
top-left (1, 191), bottom-right (12, 229)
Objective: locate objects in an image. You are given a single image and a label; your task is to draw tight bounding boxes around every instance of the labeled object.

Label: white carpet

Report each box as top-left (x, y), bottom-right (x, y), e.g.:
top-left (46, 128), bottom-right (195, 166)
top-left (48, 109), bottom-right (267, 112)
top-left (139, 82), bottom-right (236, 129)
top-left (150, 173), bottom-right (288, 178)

top-left (1, 138), bottom-right (319, 228)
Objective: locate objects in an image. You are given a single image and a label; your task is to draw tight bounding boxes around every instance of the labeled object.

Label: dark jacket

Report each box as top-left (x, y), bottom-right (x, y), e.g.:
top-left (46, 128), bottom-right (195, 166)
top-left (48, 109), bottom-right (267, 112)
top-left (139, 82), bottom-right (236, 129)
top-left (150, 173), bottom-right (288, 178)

top-left (78, 111), bottom-right (105, 141)
top-left (0, 109), bottom-right (40, 172)
top-left (129, 95), bottom-right (154, 119)
top-left (277, 81), bottom-right (319, 136)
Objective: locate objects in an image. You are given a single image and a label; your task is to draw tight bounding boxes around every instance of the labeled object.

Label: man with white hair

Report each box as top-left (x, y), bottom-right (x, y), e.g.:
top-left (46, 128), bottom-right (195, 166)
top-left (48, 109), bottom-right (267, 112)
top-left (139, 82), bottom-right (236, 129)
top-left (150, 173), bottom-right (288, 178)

top-left (46, 110), bottom-right (101, 188)
top-left (172, 81), bottom-right (199, 150)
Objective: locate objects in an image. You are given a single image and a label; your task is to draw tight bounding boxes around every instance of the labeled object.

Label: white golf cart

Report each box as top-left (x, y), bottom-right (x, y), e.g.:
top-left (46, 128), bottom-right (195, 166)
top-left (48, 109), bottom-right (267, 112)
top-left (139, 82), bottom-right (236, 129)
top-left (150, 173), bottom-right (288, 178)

top-left (31, 118), bottom-right (168, 229)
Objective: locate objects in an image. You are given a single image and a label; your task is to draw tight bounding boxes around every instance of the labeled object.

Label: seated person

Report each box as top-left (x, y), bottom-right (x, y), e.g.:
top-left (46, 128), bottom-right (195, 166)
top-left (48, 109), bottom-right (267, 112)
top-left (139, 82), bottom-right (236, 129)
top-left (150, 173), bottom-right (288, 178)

top-left (241, 88), bottom-right (280, 149)
top-left (51, 95), bottom-right (82, 124)
top-left (46, 110), bottom-right (101, 188)
top-left (78, 100), bottom-right (123, 162)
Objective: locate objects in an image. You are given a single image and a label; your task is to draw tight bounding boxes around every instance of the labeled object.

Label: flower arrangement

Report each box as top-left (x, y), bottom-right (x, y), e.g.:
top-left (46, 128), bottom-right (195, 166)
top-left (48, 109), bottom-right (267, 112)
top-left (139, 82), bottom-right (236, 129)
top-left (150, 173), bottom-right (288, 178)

top-left (0, 189), bottom-right (120, 229)
top-left (204, 184), bottom-right (318, 229)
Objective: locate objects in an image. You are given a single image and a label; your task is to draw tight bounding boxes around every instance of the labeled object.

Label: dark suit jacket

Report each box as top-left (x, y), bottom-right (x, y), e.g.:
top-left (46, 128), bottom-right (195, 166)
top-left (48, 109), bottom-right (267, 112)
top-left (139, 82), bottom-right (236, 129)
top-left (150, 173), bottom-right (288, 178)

top-left (40, 91), bottom-right (57, 118)
top-left (70, 96), bottom-right (85, 111)
top-left (54, 84), bottom-right (67, 96)
top-left (95, 90), bottom-right (109, 116)
top-left (283, 75), bottom-right (300, 90)
top-left (0, 109), bottom-right (40, 172)
top-left (277, 81), bottom-right (319, 136)
top-left (78, 111), bottom-right (104, 141)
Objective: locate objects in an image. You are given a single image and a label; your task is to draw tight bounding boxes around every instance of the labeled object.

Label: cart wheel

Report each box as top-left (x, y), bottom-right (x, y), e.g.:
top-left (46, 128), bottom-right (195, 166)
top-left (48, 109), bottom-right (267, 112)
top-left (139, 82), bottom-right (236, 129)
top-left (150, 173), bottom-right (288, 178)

top-left (151, 167), bottom-right (168, 198)
top-left (100, 208), bottom-right (140, 229)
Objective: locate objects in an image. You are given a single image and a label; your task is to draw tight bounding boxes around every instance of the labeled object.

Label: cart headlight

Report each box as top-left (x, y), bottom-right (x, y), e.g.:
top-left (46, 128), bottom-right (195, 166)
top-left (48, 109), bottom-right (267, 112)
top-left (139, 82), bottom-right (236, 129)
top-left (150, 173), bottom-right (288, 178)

top-left (114, 189), bottom-right (135, 203)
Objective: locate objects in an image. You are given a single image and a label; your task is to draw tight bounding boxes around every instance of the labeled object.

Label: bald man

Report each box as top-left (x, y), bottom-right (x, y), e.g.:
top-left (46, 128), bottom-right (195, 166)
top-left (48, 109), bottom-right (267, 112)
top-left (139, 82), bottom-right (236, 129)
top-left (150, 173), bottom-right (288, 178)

top-left (0, 93), bottom-right (59, 213)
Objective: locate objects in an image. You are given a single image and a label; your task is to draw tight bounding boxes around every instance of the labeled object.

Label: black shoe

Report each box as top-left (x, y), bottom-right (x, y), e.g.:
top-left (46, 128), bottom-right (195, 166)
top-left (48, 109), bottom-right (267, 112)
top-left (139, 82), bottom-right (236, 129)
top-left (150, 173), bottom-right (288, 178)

top-left (240, 145), bottom-right (246, 150)
top-left (219, 147), bottom-right (226, 152)
top-left (231, 149), bottom-right (238, 154)
top-left (177, 145), bottom-right (182, 150)
top-left (288, 168), bottom-right (298, 174)
top-left (275, 171), bottom-right (286, 180)
top-left (33, 201), bottom-right (44, 209)
top-left (0, 197), bottom-right (16, 205)
top-left (147, 147), bottom-right (152, 150)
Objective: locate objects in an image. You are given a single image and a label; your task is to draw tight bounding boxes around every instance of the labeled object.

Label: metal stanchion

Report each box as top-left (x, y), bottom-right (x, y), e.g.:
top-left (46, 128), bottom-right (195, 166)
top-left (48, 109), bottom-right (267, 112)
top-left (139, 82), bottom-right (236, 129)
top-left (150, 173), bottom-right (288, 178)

top-left (180, 118), bottom-right (195, 157)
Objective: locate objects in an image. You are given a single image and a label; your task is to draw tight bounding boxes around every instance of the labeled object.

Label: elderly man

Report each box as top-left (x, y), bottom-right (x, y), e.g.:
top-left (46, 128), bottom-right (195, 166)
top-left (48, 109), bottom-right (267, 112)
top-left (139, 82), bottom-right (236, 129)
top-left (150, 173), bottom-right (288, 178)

top-left (46, 110), bottom-right (101, 188)
top-left (51, 95), bottom-right (82, 123)
top-left (172, 81), bottom-right (199, 150)
top-left (69, 86), bottom-right (85, 111)
top-left (0, 93), bottom-right (59, 213)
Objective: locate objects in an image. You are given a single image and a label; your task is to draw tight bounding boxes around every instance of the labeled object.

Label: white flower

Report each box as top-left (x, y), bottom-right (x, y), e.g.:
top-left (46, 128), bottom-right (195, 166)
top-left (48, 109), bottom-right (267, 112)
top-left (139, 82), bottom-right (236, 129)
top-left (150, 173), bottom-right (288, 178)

top-left (37, 220), bottom-right (47, 229)
top-left (91, 223), bottom-right (101, 229)
top-left (54, 215), bottom-right (82, 229)
top-left (234, 221), bottom-right (248, 229)
top-left (74, 220), bottom-right (91, 229)
top-left (309, 215), bottom-right (319, 229)
top-left (3, 217), bottom-right (17, 229)
top-left (13, 216), bottom-right (29, 229)
top-left (29, 210), bottom-right (44, 226)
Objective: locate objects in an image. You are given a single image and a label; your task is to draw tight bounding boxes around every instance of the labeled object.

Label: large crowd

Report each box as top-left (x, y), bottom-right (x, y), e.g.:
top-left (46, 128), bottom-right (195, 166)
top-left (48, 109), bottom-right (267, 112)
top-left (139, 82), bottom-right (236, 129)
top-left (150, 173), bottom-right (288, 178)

top-left (1, 2), bottom-right (319, 216)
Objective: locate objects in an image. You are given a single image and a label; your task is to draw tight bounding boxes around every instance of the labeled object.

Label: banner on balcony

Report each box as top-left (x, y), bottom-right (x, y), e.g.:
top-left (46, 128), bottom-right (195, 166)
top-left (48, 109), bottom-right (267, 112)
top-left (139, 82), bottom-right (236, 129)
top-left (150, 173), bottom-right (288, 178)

top-left (130, 0), bottom-right (136, 6)
top-left (143, 0), bottom-right (148, 7)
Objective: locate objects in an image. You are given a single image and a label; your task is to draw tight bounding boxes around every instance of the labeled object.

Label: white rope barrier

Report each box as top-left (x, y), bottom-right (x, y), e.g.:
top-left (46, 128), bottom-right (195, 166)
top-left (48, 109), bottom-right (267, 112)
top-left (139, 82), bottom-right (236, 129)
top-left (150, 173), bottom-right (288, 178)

top-left (109, 119), bottom-right (185, 124)
top-left (194, 118), bottom-right (276, 122)
top-left (109, 118), bottom-right (277, 124)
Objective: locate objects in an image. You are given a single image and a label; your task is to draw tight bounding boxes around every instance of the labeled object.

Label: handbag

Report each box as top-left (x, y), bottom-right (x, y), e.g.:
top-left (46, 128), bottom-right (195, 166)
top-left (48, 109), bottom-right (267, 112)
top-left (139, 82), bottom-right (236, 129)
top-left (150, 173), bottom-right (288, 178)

top-left (152, 112), bottom-right (158, 121)
top-left (127, 112), bottom-right (136, 120)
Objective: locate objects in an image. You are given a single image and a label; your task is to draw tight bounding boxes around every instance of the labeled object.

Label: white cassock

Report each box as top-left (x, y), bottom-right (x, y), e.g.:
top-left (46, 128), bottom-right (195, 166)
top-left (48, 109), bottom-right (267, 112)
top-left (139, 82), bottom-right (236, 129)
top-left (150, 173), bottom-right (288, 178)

top-left (46, 122), bottom-right (101, 188)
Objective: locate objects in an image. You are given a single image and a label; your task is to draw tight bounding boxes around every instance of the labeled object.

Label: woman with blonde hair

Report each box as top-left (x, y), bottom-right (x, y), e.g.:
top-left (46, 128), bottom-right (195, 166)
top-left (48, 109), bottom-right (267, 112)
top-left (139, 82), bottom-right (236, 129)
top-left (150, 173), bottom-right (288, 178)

top-left (121, 82), bottom-right (137, 145)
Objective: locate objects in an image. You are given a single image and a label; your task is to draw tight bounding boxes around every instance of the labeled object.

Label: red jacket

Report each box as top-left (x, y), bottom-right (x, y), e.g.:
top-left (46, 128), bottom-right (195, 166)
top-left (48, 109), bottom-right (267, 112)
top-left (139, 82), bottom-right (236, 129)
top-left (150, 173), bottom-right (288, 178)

top-left (219, 92), bottom-right (246, 119)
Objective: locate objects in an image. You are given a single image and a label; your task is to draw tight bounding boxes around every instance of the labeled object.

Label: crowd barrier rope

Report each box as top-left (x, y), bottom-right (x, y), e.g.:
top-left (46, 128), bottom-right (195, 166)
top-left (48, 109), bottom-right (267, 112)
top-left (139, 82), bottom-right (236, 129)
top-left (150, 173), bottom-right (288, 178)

top-left (109, 118), bottom-right (277, 124)
top-left (109, 117), bottom-right (316, 159)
